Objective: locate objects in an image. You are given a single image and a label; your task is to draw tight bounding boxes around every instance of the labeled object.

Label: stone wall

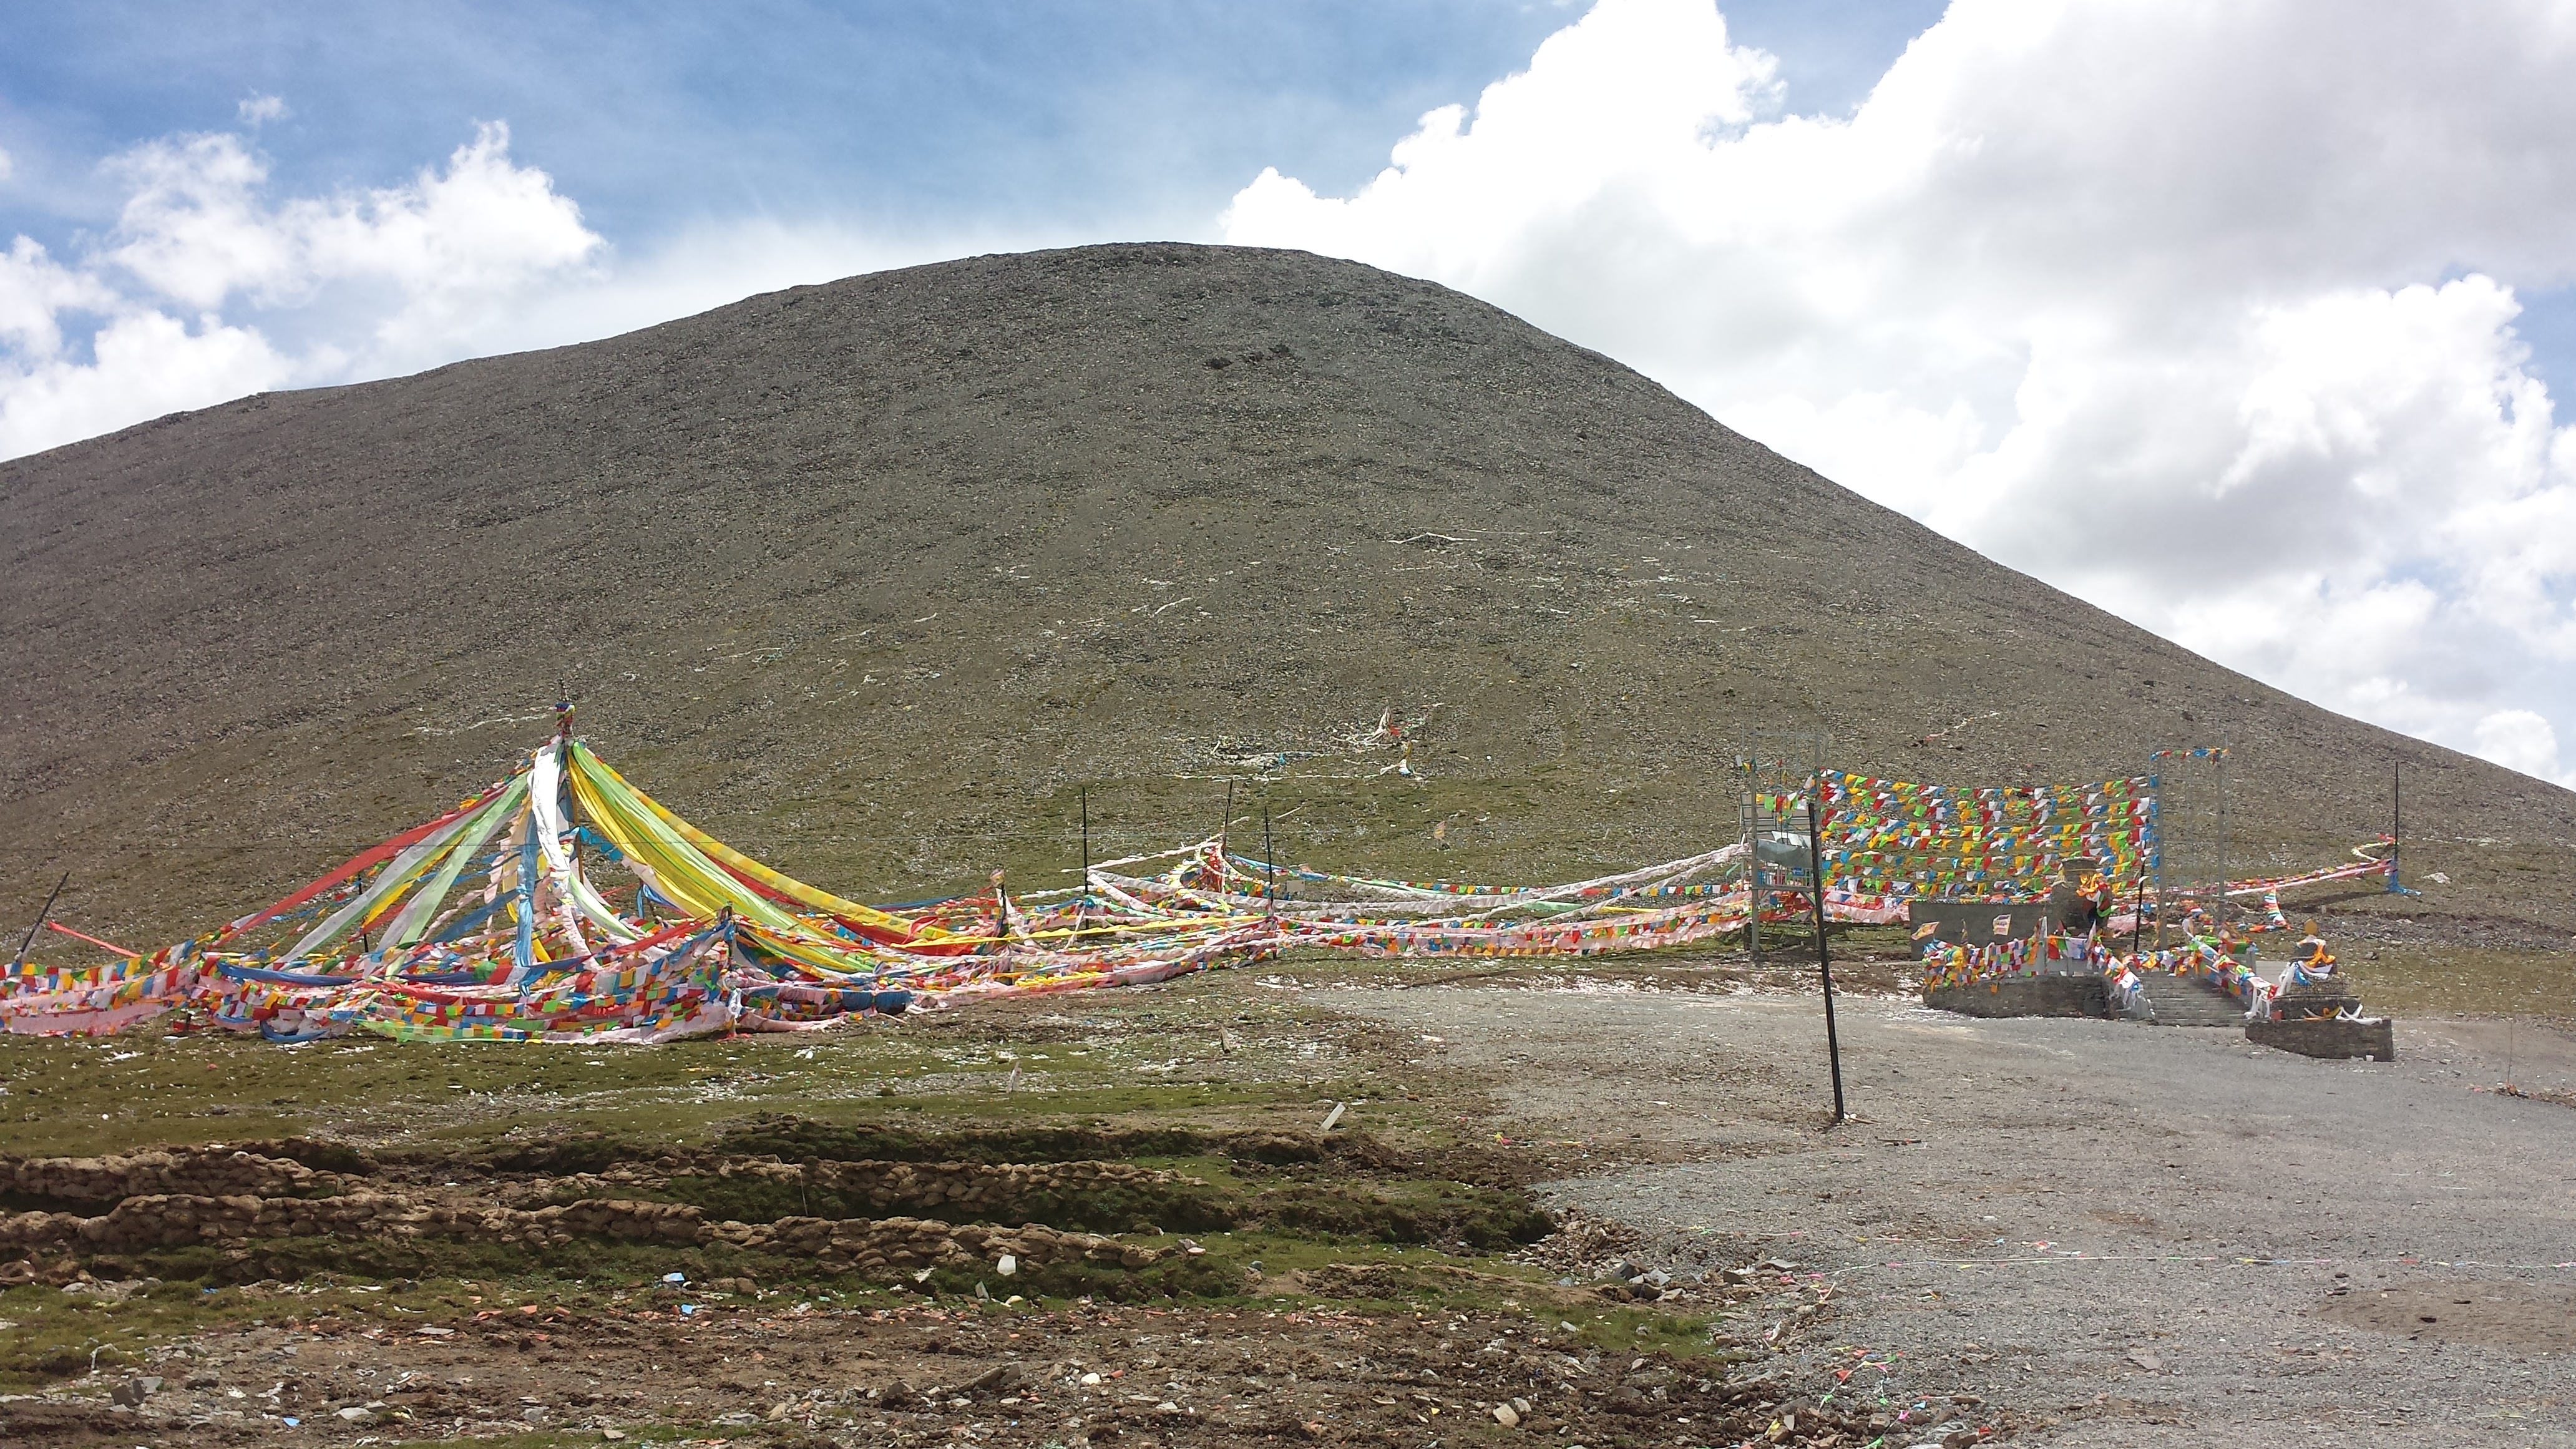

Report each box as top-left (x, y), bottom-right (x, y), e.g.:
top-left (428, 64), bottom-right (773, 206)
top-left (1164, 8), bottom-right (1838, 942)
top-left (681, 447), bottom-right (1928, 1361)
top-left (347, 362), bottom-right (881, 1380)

top-left (2247, 1016), bottom-right (2395, 1061)
top-left (1906, 900), bottom-right (2061, 946)
top-left (1925, 975), bottom-right (2110, 1018)
top-left (0, 1148), bottom-right (321, 1204)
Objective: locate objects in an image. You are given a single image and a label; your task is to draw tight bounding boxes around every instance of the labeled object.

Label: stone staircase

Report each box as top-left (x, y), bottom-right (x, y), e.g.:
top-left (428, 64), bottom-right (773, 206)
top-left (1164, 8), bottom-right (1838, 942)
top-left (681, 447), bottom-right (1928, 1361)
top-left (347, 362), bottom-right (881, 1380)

top-left (2133, 971), bottom-right (2249, 1027)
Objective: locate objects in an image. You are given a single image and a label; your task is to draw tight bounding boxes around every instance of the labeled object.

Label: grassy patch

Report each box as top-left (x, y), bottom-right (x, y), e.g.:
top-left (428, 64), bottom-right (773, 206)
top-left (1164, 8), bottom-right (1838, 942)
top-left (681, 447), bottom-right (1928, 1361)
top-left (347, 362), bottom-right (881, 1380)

top-left (2340, 945), bottom-right (2576, 1017)
top-left (0, 964), bottom-right (1767, 1400)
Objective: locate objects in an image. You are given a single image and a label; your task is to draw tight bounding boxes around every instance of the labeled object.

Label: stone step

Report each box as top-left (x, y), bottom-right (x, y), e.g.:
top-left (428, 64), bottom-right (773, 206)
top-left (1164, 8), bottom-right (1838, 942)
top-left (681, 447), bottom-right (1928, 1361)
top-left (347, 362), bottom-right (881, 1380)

top-left (2133, 972), bottom-right (2248, 1027)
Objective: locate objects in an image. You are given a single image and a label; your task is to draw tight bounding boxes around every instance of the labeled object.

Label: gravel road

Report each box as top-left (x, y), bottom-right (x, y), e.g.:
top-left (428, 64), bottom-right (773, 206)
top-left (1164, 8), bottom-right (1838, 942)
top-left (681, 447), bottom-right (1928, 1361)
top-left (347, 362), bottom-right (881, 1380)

top-left (1320, 982), bottom-right (2576, 1447)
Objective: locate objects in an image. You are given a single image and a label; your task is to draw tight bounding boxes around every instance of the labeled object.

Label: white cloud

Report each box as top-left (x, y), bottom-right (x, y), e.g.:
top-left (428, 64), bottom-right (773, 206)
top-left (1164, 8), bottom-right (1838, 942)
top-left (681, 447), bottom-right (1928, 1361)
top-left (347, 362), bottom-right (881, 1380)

top-left (0, 118), bottom-right (1046, 466)
top-left (451, 214), bottom-right (1010, 358)
top-left (0, 121), bottom-right (605, 459)
top-left (237, 94), bottom-right (289, 126)
top-left (1223, 0), bottom-right (2576, 789)
top-left (0, 237), bottom-right (116, 358)
top-left (0, 310), bottom-right (292, 461)
top-left (101, 122), bottom-right (602, 355)
top-left (2475, 710), bottom-right (2575, 789)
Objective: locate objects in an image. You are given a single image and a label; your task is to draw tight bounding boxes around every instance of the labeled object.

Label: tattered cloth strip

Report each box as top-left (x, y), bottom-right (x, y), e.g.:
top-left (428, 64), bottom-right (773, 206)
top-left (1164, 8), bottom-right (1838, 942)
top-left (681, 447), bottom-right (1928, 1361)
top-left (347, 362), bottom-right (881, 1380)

top-left (1, 738), bottom-right (2375, 1043)
top-left (1807, 771), bottom-right (2155, 904)
top-left (1921, 840), bottom-right (2394, 997)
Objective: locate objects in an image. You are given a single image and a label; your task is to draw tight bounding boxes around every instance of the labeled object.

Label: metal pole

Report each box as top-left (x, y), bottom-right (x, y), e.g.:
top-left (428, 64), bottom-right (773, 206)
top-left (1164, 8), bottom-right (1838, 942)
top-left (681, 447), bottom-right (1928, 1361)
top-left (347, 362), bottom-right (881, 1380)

top-left (11, 871), bottom-right (71, 970)
top-left (1805, 791), bottom-right (1847, 1126)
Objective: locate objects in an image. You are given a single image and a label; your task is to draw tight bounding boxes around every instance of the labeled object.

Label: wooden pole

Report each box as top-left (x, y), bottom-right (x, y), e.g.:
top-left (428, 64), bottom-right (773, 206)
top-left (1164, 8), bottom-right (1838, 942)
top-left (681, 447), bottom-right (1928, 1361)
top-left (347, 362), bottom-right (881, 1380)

top-left (1805, 792), bottom-right (1847, 1125)
top-left (2149, 761), bottom-right (2164, 951)
top-left (1076, 788), bottom-right (1091, 935)
top-left (1745, 756), bottom-right (1762, 959)
top-left (564, 741), bottom-right (584, 889)
top-left (2130, 865), bottom-right (2147, 958)
top-left (2389, 760), bottom-right (2402, 892)
top-left (11, 871), bottom-right (71, 970)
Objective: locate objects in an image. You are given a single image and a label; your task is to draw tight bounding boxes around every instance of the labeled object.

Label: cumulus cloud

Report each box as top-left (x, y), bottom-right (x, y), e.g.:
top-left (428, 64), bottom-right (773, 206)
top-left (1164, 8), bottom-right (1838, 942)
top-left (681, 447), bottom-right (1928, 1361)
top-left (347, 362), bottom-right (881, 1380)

top-left (237, 94), bottom-right (288, 125)
top-left (2476, 710), bottom-right (2574, 788)
top-left (0, 120), bottom-right (603, 459)
top-left (0, 117), bottom-right (1027, 466)
top-left (1224, 0), bottom-right (2576, 788)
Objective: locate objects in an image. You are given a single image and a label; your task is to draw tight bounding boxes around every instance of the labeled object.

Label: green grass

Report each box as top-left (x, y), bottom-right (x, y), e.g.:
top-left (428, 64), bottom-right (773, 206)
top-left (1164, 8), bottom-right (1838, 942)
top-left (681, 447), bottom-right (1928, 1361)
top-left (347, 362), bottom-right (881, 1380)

top-left (0, 1225), bottom-right (1707, 1395)
top-left (0, 965), bottom-right (1393, 1154)
top-left (0, 966), bottom-right (1650, 1391)
top-left (2335, 944), bottom-right (2576, 1018)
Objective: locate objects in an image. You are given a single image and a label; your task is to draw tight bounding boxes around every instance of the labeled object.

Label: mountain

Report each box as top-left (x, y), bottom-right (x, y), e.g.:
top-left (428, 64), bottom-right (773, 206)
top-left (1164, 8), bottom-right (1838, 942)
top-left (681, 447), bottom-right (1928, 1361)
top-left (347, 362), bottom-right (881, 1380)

top-left (4, 243), bottom-right (2569, 954)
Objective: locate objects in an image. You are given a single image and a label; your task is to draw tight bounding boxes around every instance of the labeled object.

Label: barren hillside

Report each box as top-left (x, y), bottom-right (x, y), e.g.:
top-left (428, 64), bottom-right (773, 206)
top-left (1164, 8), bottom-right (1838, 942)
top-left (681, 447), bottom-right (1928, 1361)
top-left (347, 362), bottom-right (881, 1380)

top-left (4, 243), bottom-right (2569, 953)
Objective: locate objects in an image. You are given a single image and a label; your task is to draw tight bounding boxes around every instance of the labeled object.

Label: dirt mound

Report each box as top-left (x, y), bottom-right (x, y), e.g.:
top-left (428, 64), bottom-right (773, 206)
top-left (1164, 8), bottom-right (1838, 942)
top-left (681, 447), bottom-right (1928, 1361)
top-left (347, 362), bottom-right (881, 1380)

top-left (711, 1115), bottom-right (1405, 1169)
top-left (4, 242), bottom-right (2569, 951)
top-left (2317, 1278), bottom-right (2576, 1351)
top-left (0, 1148), bottom-right (321, 1208)
top-left (0, 1128), bottom-right (1545, 1296)
top-left (0, 1141), bottom-right (1179, 1304)
top-left (1, 1299), bottom-right (1946, 1449)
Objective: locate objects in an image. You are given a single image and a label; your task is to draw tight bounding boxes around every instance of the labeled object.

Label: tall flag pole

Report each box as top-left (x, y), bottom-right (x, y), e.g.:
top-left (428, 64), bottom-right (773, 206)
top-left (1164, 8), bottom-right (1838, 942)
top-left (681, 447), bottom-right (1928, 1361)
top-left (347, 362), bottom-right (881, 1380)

top-left (1806, 789), bottom-right (1847, 1125)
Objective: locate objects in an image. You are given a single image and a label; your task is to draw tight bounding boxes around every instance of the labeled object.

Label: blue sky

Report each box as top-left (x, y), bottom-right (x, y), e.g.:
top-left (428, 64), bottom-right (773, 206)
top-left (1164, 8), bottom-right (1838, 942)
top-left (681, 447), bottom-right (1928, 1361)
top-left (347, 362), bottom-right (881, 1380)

top-left (0, 2), bottom-right (1941, 260)
top-left (3, 1), bottom-right (2574, 788)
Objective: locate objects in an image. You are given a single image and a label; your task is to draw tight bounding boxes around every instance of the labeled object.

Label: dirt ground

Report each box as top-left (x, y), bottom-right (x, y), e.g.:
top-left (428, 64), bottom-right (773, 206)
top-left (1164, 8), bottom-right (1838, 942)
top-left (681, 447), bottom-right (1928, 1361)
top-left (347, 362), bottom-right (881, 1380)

top-left (1314, 978), bottom-right (2576, 1447)
top-left (4, 1292), bottom-right (1941, 1449)
top-left (6, 960), bottom-right (2575, 1448)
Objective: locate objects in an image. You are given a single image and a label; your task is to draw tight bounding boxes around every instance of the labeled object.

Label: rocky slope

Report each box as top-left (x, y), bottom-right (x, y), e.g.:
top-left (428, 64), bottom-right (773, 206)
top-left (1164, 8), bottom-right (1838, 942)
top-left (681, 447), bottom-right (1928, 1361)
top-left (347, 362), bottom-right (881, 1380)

top-left (3, 243), bottom-right (2568, 949)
